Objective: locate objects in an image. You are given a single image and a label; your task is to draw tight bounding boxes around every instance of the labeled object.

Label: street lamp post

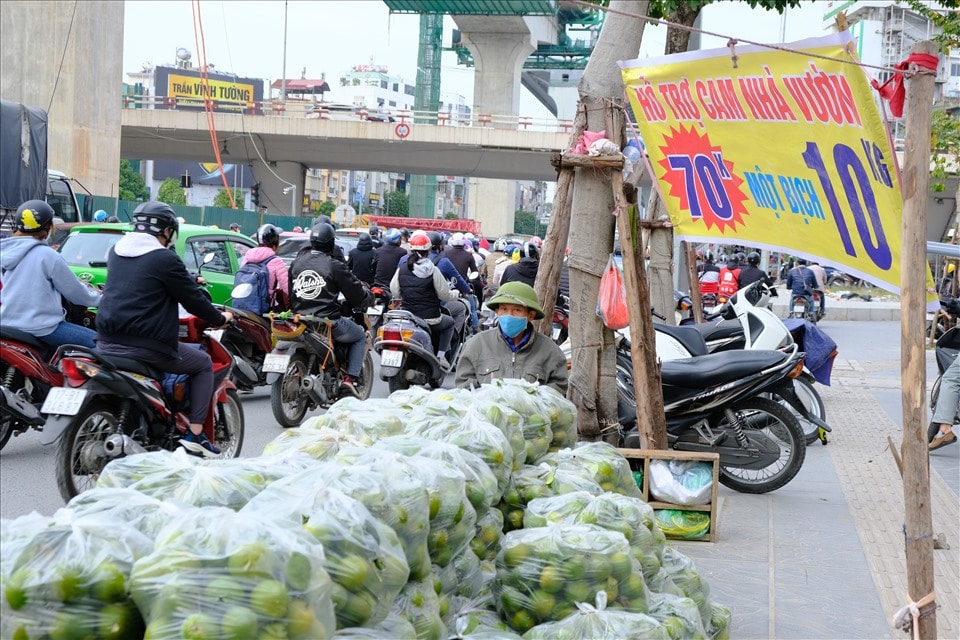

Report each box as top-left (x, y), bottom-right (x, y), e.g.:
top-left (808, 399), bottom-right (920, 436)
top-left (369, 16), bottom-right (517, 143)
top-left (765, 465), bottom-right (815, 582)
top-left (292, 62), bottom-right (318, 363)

top-left (283, 185), bottom-right (295, 217)
top-left (280, 1), bottom-right (288, 104)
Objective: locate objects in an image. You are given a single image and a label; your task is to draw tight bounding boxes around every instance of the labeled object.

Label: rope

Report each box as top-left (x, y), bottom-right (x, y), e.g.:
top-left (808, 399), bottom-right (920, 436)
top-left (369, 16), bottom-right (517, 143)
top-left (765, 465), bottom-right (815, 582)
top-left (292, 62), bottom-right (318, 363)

top-left (571, 0), bottom-right (905, 75)
top-left (892, 591), bottom-right (936, 639)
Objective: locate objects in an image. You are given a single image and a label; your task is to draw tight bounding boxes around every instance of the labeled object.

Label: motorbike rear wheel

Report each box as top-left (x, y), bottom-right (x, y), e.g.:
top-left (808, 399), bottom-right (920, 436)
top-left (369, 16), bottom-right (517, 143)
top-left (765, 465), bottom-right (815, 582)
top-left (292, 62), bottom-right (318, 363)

top-left (55, 401), bottom-right (120, 502)
top-left (715, 396), bottom-right (806, 494)
top-left (271, 353), bottom-right (311, 428)
top-left (214, 389), bottom-right (245, 457)
top-left (355, 352), bottom-right (375, 400)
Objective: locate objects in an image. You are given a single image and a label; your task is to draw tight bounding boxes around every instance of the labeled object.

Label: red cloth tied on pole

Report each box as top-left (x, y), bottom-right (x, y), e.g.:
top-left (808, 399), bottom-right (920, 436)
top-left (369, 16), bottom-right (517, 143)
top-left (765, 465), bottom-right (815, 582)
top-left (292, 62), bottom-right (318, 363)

top-left (871, 53), bottom-right (939, 118)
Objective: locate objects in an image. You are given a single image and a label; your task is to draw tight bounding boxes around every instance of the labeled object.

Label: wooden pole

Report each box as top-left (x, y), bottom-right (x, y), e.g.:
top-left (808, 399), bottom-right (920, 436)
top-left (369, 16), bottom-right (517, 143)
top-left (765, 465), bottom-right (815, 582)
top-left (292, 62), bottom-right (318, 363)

top-left (684, 242), bottom-right (705, 323)
top-left (535, 106), bottom-right (586, 338)
top-left (899, 40), bottom-right (938, 640)
top-left (607, 104), bottom-right (667, 449)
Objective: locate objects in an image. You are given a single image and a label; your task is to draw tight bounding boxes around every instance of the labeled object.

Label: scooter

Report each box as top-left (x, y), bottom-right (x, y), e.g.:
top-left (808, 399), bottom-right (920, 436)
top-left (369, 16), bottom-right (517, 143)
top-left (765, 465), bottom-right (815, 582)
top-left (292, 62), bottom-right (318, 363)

top-left (655, 280), bottom-right (834, 445)
top-left (0, 328), bottom-right (62, 450)
top-left (789, 291), bottom-right (820, 324)
top-left (619, 345), bottom-right (809, 494)
top-left (373, 299), bottom-right (469, 393)
top-left (265, 306), bottom-right (375, 428)
top-left (39, 309), bottom-right (245, 502)
top-left (365, 286), bottom-right (392, 335)
top-left (214, 303), bottom-right (275, 391)
top-left (929, 326), bottom-right (960, 442)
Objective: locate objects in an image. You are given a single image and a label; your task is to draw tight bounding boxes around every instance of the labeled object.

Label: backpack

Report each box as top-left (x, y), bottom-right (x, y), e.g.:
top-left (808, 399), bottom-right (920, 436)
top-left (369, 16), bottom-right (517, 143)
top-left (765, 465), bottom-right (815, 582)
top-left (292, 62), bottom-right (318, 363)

top-left (718, 267), bottom-right (740, 297)
top-left (231, 255), bottom-right (279, 315)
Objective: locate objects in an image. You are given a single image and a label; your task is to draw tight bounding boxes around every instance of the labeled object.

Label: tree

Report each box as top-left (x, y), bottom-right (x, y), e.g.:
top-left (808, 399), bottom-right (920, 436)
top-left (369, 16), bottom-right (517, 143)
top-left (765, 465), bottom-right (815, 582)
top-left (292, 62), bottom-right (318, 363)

top-left (444, 211), bottom-right (459, 219)
top-left (213, 188), bottom-right (243, 209)
top-left (383, 190), bottom-right (409, 218)
top-left (118, 159), bottom-right (149, 202)
top-left (514, 210), bottom-right (539, 235)
top-left (317, 200), bottom-right (336, 216)
top-left (157, 178), bottom-right (186, 205)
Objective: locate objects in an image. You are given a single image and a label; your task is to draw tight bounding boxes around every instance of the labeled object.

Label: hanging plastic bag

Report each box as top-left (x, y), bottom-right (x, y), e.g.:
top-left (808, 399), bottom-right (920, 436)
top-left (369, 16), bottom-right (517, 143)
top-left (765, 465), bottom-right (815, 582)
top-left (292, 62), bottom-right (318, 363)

top-left (598, 253), bottom-right (629, 330)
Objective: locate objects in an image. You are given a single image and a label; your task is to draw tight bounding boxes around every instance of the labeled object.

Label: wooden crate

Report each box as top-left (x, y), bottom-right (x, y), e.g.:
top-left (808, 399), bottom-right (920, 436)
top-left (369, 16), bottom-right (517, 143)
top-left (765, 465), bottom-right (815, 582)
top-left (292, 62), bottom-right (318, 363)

top-left (618, 448), bottom-right (720, 542)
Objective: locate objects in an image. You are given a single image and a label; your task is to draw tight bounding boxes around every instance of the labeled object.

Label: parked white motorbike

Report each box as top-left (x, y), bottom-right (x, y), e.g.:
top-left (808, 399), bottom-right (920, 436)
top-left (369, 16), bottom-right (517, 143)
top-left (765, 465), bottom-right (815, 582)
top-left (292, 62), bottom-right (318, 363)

top-left (654, 280), bottom-right (832, 445)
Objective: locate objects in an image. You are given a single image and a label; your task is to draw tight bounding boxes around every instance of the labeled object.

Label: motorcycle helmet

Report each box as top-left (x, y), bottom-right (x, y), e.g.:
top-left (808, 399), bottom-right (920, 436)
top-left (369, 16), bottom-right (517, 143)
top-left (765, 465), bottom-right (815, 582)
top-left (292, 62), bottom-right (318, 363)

top-left (494, 237), bottom-right (508, 252)
top-left (229, 222), bottom-right (241, 232)
top-left (449, 232), bottom-right (465, 247)
top-left (310, 222), bottom-right (336, 251)
top-left (703, 250), bottom-right (714, 263)
top-left (131, 201), bottom-right (179, 237)
top-left (427, 231), bottom-right (444, 250)
top-left (746, 251), bottom-right (761, 266)
top-left (15, 200), bottom-right (55, 233)
top-left (736, 252), bottom-right (746, 263)
top-left (256, 223), bottom-right (281, 247)
top-left (93, 209), bottom-right (108, 222)
top-left (409, 230), bottom-right (432, 252)
top-left (385, 228), bottom-right (402, 245)
top-left (796, 258), bottom-right (808, 265)
top-left (106, 215), bottom-right (120, 223)
top-left (519, 241), bottom-right (539, 260)
top-left (292, 225), bottom-right (303, 233)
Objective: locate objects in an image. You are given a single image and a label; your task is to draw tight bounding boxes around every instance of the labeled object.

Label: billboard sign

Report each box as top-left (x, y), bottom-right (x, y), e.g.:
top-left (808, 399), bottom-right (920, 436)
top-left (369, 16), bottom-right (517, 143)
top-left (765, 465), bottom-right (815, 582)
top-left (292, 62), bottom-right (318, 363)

top-left (153, 161), bottom-right (254, 187)
top-left (154, 66), bottom-right (263, 114)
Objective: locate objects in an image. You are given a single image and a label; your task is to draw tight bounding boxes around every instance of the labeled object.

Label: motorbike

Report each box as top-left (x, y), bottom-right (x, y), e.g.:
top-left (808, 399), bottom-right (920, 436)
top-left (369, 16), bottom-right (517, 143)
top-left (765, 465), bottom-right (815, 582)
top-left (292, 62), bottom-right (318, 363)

top-left (789, 290), bottom-right (821, 324)
top-left (552, 293), bottom-right (570, 345)
top-left (373, 299), bottom-right (470, 393)
top-left (927, 295), bottom-right (960, 340)
top-left (929, 326), bottom-right (960, 442)
top-left (0, 328), bottom-right (62, 450)
top-left (656, 280), bottom-right (834, 445)
top-left (0, 299), bottom-right (99, 450)
top-left (265, 307), bottom-right (375, 428)
top-left (39, 310), bottom-right (245, 502)
top-left (617, 344), bottom-right (809, 494)
top-left (213, 298), bottom-right (275, 391)
top-left (365, 286), bottom-right (392, 335)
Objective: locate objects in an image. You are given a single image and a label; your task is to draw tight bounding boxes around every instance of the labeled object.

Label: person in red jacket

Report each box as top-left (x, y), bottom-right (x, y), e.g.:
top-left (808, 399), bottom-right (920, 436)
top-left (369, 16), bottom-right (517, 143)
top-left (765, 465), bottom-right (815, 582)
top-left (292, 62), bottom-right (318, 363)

top-left (718, 256), bottom-right (740, 300)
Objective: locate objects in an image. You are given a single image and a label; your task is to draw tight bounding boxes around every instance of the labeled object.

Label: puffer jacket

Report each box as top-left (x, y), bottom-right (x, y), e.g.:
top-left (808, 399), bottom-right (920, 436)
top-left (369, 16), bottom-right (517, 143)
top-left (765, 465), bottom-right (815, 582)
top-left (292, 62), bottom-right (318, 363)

top-left (348, 235), bottom-right (377, 286)
top-left (455, 326), bottom-right (568, 394)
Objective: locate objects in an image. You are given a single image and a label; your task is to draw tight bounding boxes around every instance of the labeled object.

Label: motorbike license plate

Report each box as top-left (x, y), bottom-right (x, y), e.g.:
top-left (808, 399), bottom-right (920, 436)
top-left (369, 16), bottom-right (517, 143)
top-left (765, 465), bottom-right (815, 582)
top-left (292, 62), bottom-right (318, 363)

top-left (552, 326), bottom-right (561, 340)
top-left (205, 329), bottom-right (224, 342)
top-left (41, 388), bottom-right (87, 416)
top-left (380, 349), bottom-right (404, 367)
top-left (262, 353), bottom-right (291, 373)
top-left (366, 305), bottom-right (383, 316)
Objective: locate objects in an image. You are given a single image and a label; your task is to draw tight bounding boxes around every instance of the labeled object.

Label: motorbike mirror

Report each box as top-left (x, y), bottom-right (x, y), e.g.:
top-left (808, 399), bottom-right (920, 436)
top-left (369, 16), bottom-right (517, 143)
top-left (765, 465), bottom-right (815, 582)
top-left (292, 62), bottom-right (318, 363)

top-left (203, 251), bottom-right (217, 264)
top-left (232, 283), bottom-right (254, 298)
top-left (468, 271), bottom-right (479, 280)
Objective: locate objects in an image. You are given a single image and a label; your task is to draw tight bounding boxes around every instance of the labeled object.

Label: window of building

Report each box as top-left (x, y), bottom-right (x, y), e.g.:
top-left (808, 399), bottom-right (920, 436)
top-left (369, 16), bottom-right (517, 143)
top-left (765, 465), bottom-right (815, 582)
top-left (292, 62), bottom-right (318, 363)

top-left (404, 84), bottom-right (415, 96)
top-left (381, 80), bottom-right (388, 89)
top-left (392, 83), bottom-right (399, 92)
top-left (951, 61), bottom-right (960, 76)
top-left (389, 100), bottom-right (396, 107)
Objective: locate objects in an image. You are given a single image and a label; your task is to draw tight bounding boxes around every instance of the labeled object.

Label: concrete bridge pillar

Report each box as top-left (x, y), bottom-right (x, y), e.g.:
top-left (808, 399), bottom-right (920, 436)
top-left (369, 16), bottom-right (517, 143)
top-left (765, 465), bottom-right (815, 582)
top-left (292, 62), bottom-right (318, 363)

top-left (456, 17), bottom-right (538, 237)
top-left (249, 161), bottom-right (305, 218)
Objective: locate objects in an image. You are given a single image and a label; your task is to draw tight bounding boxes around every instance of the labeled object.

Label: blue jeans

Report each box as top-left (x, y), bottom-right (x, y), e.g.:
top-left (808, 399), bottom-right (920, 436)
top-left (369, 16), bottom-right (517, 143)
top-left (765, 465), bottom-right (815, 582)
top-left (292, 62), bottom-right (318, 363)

top-left (39, 322), bottom-right (97, 351)
top-left (932, 356), bottom-right (960, 425)
top-left (332, 316), bottom-right (366, 378)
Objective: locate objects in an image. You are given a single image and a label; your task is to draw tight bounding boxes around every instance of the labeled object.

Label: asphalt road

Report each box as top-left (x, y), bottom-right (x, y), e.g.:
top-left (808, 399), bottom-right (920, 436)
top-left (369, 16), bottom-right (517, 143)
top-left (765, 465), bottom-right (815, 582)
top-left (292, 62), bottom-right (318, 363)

top-left (2, 321), bottom-right (956, 518)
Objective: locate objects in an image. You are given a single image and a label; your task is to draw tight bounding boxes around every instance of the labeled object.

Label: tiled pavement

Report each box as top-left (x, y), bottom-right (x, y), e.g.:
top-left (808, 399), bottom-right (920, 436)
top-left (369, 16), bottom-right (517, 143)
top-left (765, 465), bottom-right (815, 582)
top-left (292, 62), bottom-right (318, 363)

top-left (673, 351), bottom-right (959, 639)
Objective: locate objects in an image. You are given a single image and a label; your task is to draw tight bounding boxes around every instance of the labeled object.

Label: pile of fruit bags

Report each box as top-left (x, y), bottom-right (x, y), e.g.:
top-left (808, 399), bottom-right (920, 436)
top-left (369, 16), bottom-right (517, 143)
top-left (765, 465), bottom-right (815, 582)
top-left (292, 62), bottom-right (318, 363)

top-left (0, 379), bottom-right (729, 639)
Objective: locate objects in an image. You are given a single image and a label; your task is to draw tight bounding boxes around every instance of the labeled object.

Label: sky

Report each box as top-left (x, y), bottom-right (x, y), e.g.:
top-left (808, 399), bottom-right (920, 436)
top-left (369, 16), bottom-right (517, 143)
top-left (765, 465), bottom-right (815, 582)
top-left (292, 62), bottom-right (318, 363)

top-left (122, 0), bottom-right (831, 119)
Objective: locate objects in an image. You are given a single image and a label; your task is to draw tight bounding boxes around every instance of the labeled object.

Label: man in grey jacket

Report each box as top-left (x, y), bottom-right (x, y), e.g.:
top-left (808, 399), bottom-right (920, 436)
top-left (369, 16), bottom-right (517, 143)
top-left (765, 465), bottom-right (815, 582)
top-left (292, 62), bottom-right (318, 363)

top-left (455, 281), bottom-right (568, 394)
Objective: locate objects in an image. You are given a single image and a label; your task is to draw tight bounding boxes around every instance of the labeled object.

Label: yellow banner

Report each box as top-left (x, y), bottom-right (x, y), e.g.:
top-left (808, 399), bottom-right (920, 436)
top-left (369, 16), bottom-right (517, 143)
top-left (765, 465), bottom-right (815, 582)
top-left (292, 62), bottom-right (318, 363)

top-left (621, 33), bottom-right (929, 298)
top-left (167, 73), bottom-right (256, 109)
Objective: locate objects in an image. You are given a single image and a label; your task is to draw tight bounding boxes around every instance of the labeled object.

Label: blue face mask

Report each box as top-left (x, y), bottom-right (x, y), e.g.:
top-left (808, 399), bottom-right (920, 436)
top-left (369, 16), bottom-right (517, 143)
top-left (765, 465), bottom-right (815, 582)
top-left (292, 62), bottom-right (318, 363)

top-left (498, 314), bottom-right (528, 338)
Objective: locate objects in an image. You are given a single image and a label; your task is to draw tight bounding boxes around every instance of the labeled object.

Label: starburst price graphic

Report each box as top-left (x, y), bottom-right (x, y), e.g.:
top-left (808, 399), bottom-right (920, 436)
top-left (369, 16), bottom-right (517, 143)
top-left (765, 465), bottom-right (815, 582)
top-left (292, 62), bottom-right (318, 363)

top-left (658, 125), bottom-right (750, 233)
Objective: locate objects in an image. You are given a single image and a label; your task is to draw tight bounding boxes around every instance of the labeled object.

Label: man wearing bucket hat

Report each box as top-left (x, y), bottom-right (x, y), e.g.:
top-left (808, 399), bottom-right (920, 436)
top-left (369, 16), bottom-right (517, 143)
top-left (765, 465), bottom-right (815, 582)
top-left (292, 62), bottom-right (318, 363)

top-left (455, 281), bottom-right (568, 394)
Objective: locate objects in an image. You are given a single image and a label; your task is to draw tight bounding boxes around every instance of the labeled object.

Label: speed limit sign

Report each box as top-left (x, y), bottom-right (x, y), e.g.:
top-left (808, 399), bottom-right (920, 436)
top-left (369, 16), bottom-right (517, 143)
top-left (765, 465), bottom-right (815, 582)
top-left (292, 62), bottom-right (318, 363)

top-left (394, 123), bottom-right (411, 139)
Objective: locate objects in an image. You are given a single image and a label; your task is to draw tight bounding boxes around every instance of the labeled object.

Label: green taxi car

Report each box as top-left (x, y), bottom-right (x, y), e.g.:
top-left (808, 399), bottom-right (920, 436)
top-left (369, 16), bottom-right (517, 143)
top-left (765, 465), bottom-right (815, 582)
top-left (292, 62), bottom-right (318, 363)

top-left (58, 223), bottom-right (257, 304)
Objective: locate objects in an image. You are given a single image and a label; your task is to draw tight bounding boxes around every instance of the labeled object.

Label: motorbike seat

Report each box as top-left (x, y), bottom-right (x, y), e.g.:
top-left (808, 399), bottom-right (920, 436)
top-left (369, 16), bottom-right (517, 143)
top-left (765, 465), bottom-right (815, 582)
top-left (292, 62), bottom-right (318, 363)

top-left (97, 353), bottom-right (164, 380)
top-left (694, 318), bottom-right (743, 343)
top-left (655, 323), bottom-right (708, 356)
top-left (660, 350), bottom-right (789, 388)
top-left (385, 309), bottom-right (432, 333)
top-left (0, 326), bottom-right (48, 352)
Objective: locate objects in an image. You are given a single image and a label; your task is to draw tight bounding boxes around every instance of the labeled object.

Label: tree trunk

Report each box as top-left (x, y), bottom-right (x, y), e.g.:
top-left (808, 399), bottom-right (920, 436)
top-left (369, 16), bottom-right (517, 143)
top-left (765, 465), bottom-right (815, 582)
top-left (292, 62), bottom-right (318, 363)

top-left (567, 0), bottom-right (649, 440)
top-left (645, 5), bottom-right (703, 327)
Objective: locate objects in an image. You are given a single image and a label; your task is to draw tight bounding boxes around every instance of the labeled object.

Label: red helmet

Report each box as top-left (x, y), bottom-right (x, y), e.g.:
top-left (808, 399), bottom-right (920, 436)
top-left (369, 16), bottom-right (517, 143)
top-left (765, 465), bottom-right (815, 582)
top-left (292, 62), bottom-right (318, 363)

top-left (409, 231), bottom-right (431, 251)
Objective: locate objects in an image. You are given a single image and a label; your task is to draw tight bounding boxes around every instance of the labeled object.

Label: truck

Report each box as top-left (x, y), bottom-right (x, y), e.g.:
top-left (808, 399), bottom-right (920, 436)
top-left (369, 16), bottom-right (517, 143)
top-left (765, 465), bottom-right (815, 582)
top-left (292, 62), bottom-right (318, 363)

top-left (1, 99), bottom-right (88, 236)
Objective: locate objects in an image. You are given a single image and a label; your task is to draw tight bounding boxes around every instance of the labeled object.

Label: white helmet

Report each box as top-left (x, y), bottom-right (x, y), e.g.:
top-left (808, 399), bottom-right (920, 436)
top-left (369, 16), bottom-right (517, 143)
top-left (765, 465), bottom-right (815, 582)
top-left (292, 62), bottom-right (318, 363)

top-left (494, 237), bottom-right (508, 252)
top-left (449, 232), bottom-right (465, 247)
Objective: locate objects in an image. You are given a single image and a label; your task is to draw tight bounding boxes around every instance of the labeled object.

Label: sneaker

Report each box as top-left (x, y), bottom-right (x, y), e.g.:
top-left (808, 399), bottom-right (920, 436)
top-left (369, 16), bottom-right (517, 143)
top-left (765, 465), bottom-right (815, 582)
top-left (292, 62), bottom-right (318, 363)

top-left (181, 430), bottom-right (221, 458)
top-left (340, 376), bottom-right (361, 398)
top-left (928, 430), bottom-right (957, 452)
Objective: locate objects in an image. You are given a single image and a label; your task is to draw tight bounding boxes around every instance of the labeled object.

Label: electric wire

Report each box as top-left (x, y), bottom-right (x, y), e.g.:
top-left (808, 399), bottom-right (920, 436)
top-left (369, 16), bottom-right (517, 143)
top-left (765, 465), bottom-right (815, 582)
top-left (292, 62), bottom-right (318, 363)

top-left (48, 0), bottom-right (79, 114)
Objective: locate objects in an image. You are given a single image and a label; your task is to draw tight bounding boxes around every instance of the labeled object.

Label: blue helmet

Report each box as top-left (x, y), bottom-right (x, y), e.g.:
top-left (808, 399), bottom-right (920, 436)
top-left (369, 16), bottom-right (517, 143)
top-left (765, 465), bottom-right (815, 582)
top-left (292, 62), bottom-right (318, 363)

top-left (384, 228), bottom-right (402, 245)
top-left (93, 210), bottom-right (108, 222)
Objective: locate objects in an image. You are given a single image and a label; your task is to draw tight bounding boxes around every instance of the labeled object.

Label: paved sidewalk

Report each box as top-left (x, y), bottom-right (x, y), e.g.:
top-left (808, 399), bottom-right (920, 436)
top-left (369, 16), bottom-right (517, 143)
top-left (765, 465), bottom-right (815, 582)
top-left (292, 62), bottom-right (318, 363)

top-left (673, 324), bottom-right (959, 639)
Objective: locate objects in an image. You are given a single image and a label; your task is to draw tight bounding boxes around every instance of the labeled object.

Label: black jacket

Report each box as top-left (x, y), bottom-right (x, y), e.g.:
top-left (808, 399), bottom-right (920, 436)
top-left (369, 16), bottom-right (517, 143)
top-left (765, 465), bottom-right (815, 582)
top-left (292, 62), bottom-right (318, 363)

top-left (442, 245), bottom-right (475, 281)
top-left (738, 265), bottom-right (768, 288)
top-left (96, 241), bottom-right (226, 357)
top-left (348, 235), bottom-right (377, 286)
top-left (373, 243), bottom-right (406, 288)
top-left (290, 249), bottom-right (371, 319)
top-left (500, 258), bottom-right (539, 288)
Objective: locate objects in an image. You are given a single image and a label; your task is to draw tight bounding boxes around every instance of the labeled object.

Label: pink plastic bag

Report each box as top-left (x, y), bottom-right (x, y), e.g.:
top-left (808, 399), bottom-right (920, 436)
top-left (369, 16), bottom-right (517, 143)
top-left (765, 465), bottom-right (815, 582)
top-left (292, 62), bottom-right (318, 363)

top-left (569, 129), bottom-right (607, 154)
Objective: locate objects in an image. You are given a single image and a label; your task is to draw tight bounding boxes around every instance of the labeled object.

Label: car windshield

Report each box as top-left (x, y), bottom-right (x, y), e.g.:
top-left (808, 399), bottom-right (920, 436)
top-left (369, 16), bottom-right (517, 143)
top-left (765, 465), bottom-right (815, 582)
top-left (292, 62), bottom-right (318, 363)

top-left (58, 231), bottom-right (122, 267)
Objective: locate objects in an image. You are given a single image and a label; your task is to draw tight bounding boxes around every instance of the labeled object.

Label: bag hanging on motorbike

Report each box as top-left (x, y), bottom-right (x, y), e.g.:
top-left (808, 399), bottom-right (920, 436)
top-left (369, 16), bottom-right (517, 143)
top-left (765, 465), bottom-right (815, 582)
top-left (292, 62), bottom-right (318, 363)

top-left (231, 255), bottom-right (278, 315)
top-left (598, 253), bottom-right (629, 330)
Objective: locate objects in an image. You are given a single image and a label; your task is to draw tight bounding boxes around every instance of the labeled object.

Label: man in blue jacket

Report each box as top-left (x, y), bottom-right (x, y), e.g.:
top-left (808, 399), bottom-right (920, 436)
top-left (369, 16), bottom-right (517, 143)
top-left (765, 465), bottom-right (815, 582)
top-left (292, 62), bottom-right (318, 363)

top-left (785, 258), bottom-right (818, 317)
